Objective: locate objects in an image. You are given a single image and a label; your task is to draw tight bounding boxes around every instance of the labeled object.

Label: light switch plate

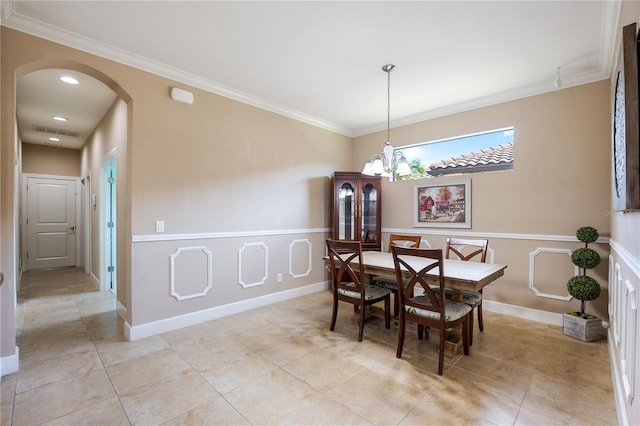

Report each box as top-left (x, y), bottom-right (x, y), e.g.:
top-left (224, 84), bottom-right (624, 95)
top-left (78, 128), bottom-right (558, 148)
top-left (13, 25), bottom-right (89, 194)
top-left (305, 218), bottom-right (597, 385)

top-left (155, 220), bottom-right (164, 233)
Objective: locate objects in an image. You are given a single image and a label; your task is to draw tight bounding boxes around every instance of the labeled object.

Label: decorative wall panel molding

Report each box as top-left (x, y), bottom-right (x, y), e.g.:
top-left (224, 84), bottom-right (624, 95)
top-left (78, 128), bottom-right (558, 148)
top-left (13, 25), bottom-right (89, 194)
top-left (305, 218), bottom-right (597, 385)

top-left (614, 262), bottom-right (623, 348)
top-left (383, 227), bottom-right (610, 243)
top-left (133, 227), bottom-right (329, 242)
top-left (621, 280), bottom-right (637, 403)
top-left (238, 242), bottom-right (269, 288)
top-left (419, 239), bottom-right (432, 249)
top-left (609, 256), bottom-right (616, 320)
top-left (487, 247), bottom-right (495, 264)
top-left (528, 247), bottom-right (577, 300)
top-left (289, 239), bottom-right (312, 279)
top-left (134, 227), bottom-right (613, 244)
top-left (170, 246), bottom-right (212, 301)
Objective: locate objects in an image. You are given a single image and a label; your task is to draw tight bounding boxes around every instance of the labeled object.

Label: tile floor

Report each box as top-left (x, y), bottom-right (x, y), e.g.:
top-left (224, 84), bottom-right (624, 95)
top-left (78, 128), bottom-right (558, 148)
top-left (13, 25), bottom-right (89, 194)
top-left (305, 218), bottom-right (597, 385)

top-left (1, 267), bottom-right (617, 425)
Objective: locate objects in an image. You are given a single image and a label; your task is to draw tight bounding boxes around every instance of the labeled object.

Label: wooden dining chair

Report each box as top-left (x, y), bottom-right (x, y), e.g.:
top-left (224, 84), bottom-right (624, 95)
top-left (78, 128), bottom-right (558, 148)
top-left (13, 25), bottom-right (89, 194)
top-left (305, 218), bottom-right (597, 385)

top-left (326, 239), bottom-right (392, 342)
top-left (372, 234), bottom-right (421, 316)
top-left (444, 237), bottom-right (489, 345)
top-left (391, 246), bottom-right (471, 375)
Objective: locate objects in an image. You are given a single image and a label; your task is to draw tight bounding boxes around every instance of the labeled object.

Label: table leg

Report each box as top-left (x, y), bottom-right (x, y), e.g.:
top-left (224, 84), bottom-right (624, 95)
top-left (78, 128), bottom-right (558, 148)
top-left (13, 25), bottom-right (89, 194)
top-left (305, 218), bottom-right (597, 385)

top-left (443, 289), bottom-right (464, 357)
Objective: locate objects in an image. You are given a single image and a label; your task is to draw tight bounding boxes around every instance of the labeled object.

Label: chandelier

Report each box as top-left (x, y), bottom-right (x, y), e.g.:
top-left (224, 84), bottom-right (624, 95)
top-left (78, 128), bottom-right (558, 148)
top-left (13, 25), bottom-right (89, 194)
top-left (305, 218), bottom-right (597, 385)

top-left (362, 64), bottom-right (411, 177)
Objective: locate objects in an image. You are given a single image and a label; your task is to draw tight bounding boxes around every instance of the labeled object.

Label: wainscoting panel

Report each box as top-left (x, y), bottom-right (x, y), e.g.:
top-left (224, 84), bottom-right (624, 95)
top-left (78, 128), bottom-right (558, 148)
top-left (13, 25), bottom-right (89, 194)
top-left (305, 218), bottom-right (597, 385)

top-left (289, 239), bottom-right (312, 279)
top-left (609, 256), bottom-right (616, 326)
top-left (528, 248), bottom-right (577, 300)
top-left (169, 246), bottom-right (213, 301)
top-left (614, 262), bottom-right (623, 348)
top-left (238, 242), bottom-right (269, 288)
top-left (621, 280), bottom-right (637, 403)
top-left (608, 239), bottom-right (640, 426)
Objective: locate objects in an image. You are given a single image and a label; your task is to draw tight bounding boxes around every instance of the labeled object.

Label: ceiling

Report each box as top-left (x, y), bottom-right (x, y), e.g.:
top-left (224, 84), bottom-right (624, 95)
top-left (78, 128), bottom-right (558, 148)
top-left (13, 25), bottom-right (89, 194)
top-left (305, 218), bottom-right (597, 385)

top-left (2, 1), bottom-right (621, 150)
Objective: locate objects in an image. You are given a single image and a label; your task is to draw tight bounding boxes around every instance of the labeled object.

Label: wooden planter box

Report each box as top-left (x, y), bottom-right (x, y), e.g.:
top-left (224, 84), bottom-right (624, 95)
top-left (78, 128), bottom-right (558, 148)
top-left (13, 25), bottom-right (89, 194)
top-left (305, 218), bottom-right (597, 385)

top-left (563, 313), bottom-right (602, 342)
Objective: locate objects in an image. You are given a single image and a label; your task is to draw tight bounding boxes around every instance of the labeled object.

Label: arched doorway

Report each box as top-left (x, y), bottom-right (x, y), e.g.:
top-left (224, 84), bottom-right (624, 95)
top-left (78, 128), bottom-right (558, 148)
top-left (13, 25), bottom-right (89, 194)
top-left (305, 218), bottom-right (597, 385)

top-left (3, 61), bottom-right (132, 376)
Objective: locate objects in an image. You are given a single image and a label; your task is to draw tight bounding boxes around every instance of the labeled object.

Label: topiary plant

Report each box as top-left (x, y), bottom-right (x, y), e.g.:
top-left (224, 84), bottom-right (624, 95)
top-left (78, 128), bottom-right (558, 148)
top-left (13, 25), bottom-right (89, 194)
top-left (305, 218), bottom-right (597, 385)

top-left (567, 226), bottom-right (601, 319)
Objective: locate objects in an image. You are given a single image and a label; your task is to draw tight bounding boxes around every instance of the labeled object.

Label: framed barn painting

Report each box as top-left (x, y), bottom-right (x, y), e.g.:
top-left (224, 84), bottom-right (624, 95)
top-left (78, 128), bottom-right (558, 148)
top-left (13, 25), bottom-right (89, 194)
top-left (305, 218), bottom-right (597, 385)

top-left (413, 178), bottom-right (471, 228)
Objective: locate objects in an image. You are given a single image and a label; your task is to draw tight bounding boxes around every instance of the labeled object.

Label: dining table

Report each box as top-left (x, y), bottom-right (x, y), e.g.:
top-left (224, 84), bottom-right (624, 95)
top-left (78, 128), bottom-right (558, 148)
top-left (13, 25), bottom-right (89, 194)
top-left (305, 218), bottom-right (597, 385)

top-left (330, 250), bottom-right (508, 356)
top-left (354, 251), bottom-right (507, 294)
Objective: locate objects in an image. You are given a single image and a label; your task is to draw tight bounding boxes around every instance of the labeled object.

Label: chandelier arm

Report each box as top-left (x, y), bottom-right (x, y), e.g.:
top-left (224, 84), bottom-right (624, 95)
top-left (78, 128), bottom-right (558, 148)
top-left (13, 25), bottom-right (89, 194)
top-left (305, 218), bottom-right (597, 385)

top-left (362, 64), bottom-right (401, 177)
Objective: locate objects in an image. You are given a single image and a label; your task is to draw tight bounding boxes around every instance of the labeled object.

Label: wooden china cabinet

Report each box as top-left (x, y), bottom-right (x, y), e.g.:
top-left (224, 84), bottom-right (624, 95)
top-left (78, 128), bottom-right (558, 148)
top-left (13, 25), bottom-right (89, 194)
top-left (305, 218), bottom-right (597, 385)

top-left (330, 172), bottom-right (382, 251)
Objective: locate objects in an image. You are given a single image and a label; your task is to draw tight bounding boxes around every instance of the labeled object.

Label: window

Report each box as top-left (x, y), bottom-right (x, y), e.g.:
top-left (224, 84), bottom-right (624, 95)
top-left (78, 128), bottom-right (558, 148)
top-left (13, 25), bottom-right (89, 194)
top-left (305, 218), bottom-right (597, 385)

top-left (394, 127), bottom-right (514, 181)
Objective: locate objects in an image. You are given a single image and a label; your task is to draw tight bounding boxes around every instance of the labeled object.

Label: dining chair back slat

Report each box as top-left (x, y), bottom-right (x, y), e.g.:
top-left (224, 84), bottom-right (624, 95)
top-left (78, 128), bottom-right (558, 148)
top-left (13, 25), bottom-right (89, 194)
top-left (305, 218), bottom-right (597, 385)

top-left (392, 246), bottom-right (471, 375)
top-left (446, 238), bottom-right (488, 262)
top-left (326, 239), bottom-right (392, 341)
top-left (373, 234), bottom-right (422, 317)
top-left (388, 234), bottom-right (422, 252)
top-left (444, 237), bottom-right (489, 345)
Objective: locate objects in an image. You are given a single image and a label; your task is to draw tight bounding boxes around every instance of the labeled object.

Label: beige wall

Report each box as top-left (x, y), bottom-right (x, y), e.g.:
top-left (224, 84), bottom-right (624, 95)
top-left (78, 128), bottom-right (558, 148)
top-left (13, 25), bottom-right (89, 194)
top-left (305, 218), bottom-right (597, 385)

top-left (0, 27), bottom-right (351, 348)
top-left (124, 69), bottom-right (350, 328)
top-left (355, 81), bottom-right (612, 319)
top-left (21, 143), bottom-right (81, 176)
top-left (80, 98), bottom-right (127, 309)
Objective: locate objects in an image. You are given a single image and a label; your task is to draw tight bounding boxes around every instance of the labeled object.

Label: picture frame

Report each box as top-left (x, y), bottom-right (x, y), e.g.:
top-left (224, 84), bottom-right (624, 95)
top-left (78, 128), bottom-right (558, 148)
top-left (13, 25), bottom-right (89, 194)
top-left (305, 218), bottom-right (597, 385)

top-left (612, 22), bottom-right (640, 212)
top-left (413, 178), bottom-right (471, 228)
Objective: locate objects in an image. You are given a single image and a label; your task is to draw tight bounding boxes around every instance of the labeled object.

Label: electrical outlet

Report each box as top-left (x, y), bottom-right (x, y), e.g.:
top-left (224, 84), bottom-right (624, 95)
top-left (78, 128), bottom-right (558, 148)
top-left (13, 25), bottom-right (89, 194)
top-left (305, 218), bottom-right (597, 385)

top-left (155, 220), bottom-right (165, 233)
top-left (277, 273), bottom-right (283, 282)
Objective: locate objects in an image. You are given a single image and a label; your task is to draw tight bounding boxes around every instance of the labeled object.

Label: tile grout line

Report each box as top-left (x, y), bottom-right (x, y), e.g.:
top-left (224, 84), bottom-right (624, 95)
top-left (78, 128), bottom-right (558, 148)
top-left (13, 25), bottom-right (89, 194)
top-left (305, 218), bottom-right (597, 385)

top-left (79, 295), bottom-right (135, 426)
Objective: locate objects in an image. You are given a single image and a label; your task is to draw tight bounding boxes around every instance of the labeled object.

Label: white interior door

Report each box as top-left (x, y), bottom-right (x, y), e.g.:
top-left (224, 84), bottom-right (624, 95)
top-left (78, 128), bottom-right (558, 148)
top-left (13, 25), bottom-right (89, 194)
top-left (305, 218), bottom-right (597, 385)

top-left (26, 176), bottom-right (77, 270)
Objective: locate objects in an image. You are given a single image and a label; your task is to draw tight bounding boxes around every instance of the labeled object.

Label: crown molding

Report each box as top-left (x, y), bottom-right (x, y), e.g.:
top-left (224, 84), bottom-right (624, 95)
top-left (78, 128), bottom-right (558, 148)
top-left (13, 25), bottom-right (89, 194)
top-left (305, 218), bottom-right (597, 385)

top-left (0, 2), bottom-right (353, 137)
top-left (1, 0), bottom-right (621, 140)
top-left (351, 0), bottom-right (621, 137)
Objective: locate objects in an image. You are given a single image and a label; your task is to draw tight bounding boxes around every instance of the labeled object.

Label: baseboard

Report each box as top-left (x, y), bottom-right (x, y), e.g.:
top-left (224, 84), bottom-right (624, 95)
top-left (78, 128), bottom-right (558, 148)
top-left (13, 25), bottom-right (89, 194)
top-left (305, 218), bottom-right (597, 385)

top-left (0, 346), bottom-right (19, 377)
top-left (483, 300), bottom-right (565, 326)
top-left (123, 286), bottom-right (593, 340)
top-left (125, 281), bottom-right (329, 341)
top-left (89, 272), bottom-right (100, 288)
top-left (608, 329), bottom-right (627, 426)
top-left (483, 300), bottom-right (610, 329)
top-left (117, 300), bottom-right (127, 321)
top-left (89, 272), bottom-right (100, 291)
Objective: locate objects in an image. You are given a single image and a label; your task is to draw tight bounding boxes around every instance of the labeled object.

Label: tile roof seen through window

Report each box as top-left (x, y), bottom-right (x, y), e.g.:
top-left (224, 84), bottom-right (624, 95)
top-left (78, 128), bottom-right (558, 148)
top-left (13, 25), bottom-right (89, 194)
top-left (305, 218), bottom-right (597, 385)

top-left (427, 142), bottom-right (514, 176)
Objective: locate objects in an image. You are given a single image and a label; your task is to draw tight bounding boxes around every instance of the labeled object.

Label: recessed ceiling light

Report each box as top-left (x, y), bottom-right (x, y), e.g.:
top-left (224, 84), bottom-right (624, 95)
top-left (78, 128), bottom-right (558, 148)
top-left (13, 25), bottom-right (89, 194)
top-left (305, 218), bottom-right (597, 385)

top-left (60, 76), bottom-right (79, 85)
top-left (49, 137), bottom-right (60, 142)
top-left (52, 116), bottom-right (68, 122)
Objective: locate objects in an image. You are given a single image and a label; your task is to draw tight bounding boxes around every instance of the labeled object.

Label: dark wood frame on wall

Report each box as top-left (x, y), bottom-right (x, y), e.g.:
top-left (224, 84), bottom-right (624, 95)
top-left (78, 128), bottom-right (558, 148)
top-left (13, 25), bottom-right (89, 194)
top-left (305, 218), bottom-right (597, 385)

top-left (613, 22), bottom-right (640, 212)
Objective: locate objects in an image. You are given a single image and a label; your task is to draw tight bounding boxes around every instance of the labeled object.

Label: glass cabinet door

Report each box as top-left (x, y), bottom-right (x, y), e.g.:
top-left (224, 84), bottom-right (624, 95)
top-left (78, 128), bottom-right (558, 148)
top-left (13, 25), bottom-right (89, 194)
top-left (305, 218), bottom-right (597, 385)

top-left (337, 182), bottom-right (355, 241)
top-left (331, 172), bottom-right (381, 251)
top-left (361, 182), bottom-right (378, 244)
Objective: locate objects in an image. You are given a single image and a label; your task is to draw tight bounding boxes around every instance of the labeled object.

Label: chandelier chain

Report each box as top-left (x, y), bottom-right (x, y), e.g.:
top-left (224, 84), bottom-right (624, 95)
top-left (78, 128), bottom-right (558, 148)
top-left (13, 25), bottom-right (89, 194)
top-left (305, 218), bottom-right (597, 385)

top-left (386, 66), bottom-right (391, 144)
top-left (362, 63), bottom-right (410, 177)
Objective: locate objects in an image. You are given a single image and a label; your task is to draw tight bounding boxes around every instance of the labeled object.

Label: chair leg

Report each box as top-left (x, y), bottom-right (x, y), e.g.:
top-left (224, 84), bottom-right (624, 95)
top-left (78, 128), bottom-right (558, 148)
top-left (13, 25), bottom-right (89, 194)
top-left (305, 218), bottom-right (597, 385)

top-left (384, 297), bottom-right (391, 329)
top-left (396, 315), bottom-right (405, 358)
top-left (417, 324), bottom-right (424, 340)
top-left (437, 324), bottom-right (445, 375)
top-left (393, 290), bottom-right (399, 317)
top-left (478, 289), bottom-right (484, 332)
top-left (357, 302), bottom-right (365, 342)
top-left (329, 295), bottom-right (338, 331)
top-left (468, 308), bottom-right (474, 346)
top-left (462, 315), bottom-right (470, 356)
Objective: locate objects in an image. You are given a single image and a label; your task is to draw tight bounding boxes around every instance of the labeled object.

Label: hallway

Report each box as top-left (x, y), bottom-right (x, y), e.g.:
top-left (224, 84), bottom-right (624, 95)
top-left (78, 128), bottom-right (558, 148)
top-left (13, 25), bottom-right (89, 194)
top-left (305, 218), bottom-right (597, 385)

top-left (1, 267), bottom-right (617, 425)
